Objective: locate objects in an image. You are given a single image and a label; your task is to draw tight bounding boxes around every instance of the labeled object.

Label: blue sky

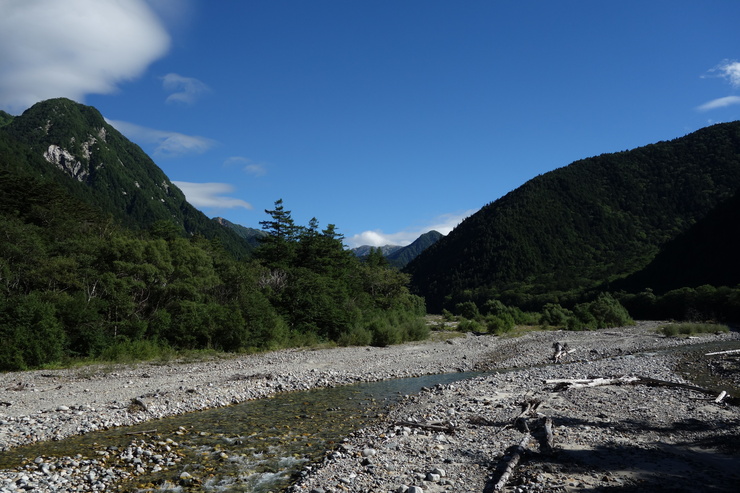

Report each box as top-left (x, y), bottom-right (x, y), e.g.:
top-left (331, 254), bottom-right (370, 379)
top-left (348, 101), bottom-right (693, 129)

top-left (1, 1), bottom-right (739, 247)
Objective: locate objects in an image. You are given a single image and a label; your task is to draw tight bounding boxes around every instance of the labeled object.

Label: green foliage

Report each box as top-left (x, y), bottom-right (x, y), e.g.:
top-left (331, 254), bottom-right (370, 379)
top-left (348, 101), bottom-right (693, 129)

top-left (457, 318), bottom-right (484, 333)
top-left (585, 293), bottom-right (633, 328)
top-left (618, 284), bottom-right (740, 323)
top-left (455, 301), bottom-right (480, 320)
top-left (659, 322), bottom-right (730, 337)
top-left (540, 303), bottom-right (574, 328)
top-left (0, 101), bottom-right (430, 370)
top-left (406, 121), bottom-right (740, 315)
top-left (485, 312), bottom-right (515, 334)
top-left (0, 179), bottom-right (426, 369)
top-left (0, 98), bottom-right (253, 259)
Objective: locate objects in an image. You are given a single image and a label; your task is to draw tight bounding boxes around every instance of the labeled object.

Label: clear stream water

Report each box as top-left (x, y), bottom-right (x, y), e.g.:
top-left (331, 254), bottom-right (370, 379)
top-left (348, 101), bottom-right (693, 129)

top-left (0, 371), bottom-right (479, 492)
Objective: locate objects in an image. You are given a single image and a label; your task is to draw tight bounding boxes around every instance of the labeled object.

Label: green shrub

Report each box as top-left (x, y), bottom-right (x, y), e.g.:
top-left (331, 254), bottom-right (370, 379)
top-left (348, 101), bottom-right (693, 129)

top-left (98, 338), bottom-right (174, 363)
top-left (368, 319), bottom-right (402, 347)
top-left (402, 317), bottom-right (430, 341)
top-left (337, 326), bottom-right (373, 346)
top-left (456, 301), bottom-right (480, 320)
top-left (485, 313), bottom-right (515, 334)
top-left (539, 303), bottom-right (573, 328)
top-left (587, 293), bottom-right (633, 328)
top-left (660, 322), bottom-right (729, 337)
top-left (457, 318), bottom-right (484, 333)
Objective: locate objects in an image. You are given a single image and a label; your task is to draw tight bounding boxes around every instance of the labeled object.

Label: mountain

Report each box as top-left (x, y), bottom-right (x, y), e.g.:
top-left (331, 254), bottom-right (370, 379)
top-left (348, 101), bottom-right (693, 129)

top-left (0, 98), bottom-right (252, 258)
top-left (352, 230), bottom-right (443, 268)
top-left (352, 244), bottom-right (403, 258)
top-left (405, 121), bottom-right (740, 312)
top-left (215, 217), bottom-right (267, 248)
top-left (386, 230), bottom-right (443, 269)
top-left (613, 188), bottom-right (740, 294)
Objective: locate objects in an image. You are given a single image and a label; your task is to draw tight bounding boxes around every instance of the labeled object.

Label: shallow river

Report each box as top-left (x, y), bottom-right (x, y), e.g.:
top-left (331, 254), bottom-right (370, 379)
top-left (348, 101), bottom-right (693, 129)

top-left (0, 371), bottom-right (479, 492)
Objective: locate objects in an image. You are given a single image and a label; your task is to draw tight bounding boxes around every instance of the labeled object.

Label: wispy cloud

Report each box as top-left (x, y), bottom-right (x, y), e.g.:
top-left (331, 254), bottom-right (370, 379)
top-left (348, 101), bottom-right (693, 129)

top-left (696, 96), bottom-right (740, 112)
top-left (172, 181), bottom-right (252, 210)
top-left (106, 119), bottom-right (216, 157)
top-left (161, 73), bottom-right (210, 105)
top-left (346, 209), bottom-right (477, 248)
top-left (705, 59), bottom-right (740, 88)
top-left (224, 156), bottom-right (268, 177)
top-left (698, 60), bottom-right (740, 112)
top-left (0, 0), bottom-right (169, 112)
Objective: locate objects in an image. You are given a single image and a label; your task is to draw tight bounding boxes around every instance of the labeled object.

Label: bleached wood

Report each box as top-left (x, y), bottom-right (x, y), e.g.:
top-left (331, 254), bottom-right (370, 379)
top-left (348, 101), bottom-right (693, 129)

top-left (705, 349), bottom-right (740, 356)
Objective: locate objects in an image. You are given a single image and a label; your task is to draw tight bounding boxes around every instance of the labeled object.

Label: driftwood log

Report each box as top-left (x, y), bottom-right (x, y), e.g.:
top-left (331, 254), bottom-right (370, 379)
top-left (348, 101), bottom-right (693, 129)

top-left (551, 342), bottom-right (575, 363)
top-left (394, 420), bottom-right (456, 434)
top-left (705, 348), bottom-right (740, 356)
top-left (493, 430), bottom-right (531, 491)
top-left (546, 375), bottom-right (735, 405)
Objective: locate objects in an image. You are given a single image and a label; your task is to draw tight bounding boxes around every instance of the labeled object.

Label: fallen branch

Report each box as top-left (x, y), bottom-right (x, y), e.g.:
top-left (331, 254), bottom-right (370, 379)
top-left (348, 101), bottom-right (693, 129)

top-left (546, 375), bottom-right (735, 405)
top-left (395, 420), bottom-right (456, 434)
top-left (541, 417), bottom-right (554, 455)
top-left (493, 431), bottom-right (531, 491)
top-left (705, 349), bottom-right (740, 356)
top-left (545, 375), bottom-right (640, 389)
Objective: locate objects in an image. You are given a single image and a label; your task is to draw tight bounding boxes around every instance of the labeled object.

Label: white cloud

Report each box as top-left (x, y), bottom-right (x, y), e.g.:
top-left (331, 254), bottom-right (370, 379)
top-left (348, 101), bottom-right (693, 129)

top-left (346, 209), bottom-right (477, 248)
top-left (172, 182), bottom-right (252, 210)
top-left (106, 119), bottom-right (216, 157)
top-left (162, 73), bottom-right (209, 105)
top-left (707, 60), bottom-right (740, 88)
top-left (224, 156), bottom-right (268, 176)
top-left (0, 0), bottom-right (170, 112)
top-left (696, 96), bottom-right (740, 112)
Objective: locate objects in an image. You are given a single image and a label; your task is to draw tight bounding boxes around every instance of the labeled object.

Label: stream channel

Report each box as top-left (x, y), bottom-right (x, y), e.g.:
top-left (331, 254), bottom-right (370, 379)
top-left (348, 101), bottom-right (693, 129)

top-left (2, 338), bottom-right (739, 492)
top-left (0, 371), bottom-right (479, 492)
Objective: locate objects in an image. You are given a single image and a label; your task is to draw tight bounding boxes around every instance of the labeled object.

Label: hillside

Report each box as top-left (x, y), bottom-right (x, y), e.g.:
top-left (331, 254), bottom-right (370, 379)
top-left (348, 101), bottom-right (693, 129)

top-left (386, 230), bottom-right (443, 268)
top-left (0, 98), bottom-right (252, 258)
top-left (613, 188), bottom-right (740, 295)
top-left (405, 121), bottom-right (740, 312)
top-left (352, 230), bottom-right (443, 269)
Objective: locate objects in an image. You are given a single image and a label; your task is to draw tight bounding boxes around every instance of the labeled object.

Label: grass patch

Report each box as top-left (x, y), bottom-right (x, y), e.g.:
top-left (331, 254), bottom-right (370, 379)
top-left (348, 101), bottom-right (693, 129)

top-left (660, 322), bottom-right (730, 337)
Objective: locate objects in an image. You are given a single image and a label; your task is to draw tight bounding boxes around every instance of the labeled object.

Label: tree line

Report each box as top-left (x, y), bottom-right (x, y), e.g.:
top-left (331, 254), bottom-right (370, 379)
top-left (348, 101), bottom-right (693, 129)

top-left (0, 175), bottom-right (427, 371)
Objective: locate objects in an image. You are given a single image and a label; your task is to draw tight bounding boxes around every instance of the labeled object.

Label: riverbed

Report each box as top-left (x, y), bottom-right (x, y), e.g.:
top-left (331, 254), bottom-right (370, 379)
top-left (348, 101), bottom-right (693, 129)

top-left (1, 322), bottom-right (739, 492)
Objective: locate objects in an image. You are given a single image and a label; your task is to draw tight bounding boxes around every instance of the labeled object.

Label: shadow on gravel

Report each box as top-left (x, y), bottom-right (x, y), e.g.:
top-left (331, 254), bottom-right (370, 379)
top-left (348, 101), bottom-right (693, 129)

top-left (482, 415), bottom-right (740, 493)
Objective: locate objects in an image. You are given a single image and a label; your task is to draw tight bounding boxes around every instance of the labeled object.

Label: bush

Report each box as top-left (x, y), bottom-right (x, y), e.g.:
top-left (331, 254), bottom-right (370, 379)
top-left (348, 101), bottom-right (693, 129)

top-left (486, 313), bottom-right (515, 334)
top-left (368, 319), bottom-right (402, 347)
top-left (98, 338), bottom-right (174, 363)
top-left (457, 318), bottom-right (484, 333)
top-left (337, 326), bottom-right (373, 346)
top-left (402, 317), bottom-right (430, 341)
top-left (588, 293), bottom-right (633, 328)
top-left (660, 322), bottom-right (729, 337)
top-left (539, 303), bottom-right (573, 328)
top-left (456, 301), bottom-right (480, 320)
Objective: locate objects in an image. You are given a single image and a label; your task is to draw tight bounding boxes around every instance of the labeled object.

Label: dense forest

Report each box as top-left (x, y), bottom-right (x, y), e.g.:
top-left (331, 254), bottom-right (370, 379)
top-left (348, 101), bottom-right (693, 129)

top-left (405, 121), bottom-right (740, 320)
top-left (0, 100), bottom-right (427, 371)
top-left (0, 172), bottom-right (427, 371)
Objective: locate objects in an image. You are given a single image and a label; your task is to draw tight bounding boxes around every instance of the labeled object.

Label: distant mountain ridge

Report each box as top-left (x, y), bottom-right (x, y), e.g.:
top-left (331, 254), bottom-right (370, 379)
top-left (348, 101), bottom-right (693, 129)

top-left (352, 230), bottom-right (443, 268)
top-left (405, 121), bottom-right (740, 312)
top-left (0, 98), bottom-right (253, 257)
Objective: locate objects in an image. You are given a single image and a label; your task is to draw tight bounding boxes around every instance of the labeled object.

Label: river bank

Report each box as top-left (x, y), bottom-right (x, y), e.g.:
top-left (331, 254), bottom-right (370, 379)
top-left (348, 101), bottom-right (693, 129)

top-left (0, 321), bottom-right (739, 491)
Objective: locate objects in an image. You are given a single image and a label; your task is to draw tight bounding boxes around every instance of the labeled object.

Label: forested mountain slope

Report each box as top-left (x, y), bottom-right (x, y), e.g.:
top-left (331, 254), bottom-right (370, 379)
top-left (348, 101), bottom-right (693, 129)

top-left (613, 188), bottom-right (740, 295)
top-left (405, 121), bottom-right (740, 312)
top-left (0, 98), bottom-right (252, 258)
